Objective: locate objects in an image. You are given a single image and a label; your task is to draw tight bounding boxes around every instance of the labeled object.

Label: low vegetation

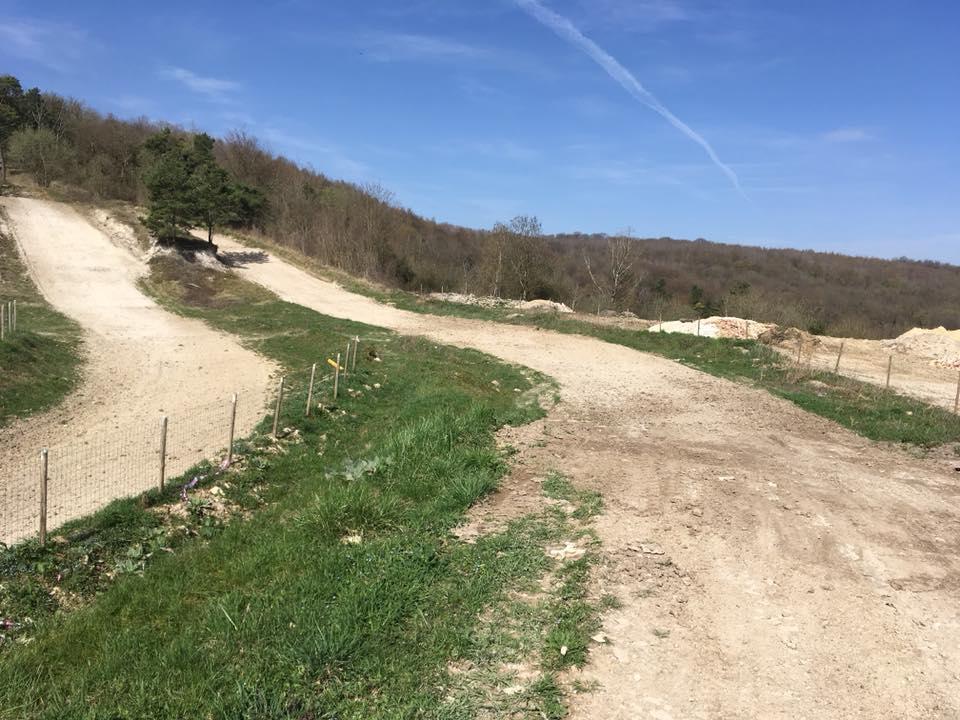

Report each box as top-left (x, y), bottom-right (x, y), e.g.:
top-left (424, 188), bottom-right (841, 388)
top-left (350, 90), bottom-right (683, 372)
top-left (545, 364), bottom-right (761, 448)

top-left (0, 216), bottom-right (83, 428)
top-left (2, 73), bottom-right (957, 339)
top-left (0, 255), bottom-right (606, 719)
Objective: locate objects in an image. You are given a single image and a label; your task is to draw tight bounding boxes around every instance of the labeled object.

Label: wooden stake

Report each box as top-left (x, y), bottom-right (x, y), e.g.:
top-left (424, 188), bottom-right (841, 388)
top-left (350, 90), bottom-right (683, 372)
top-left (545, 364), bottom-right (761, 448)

top-left (11, 299), bottom-right (15, 332)
top-left (352, 336), bottom-right (360, 371)
top-left (344, 343), bottom-right (351, 380)
top-left (305, 363), bottom-right (317, 416)
top-left (158, 416), bottom-right (168, 491)
top-left (272, 376), bottom-right (285, 438)
top-left (954, 371), bottom-right (960, 415)
top-left (834, 342), bottom-right (845, 373)
top-left (227, 393), bottom-right (237, 465)
top-left (39, 448), bottom-right (48, 546)
top-left (334, 353), bottom-right (341, 400)
top-left (885, 356), bottom-right (893, 390)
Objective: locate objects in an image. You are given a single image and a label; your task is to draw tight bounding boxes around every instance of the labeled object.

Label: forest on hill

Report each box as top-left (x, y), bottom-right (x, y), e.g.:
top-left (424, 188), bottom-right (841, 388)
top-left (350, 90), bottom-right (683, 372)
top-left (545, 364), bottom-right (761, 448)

top-left (1, 73), bottom-right (957, 339)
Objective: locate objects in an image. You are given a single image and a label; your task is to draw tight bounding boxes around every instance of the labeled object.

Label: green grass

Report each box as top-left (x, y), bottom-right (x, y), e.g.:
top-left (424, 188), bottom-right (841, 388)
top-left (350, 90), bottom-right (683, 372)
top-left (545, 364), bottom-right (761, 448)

top-left (0, 218), bottom-right (84, 427)
top-left (0, 255), bottom-right (603, 719)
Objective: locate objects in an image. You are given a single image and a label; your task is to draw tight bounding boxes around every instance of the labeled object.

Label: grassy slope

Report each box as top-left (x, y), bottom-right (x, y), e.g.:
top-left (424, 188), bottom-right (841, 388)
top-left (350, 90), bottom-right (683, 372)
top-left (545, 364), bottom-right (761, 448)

top-left (0, 212), bottom-right (84, 428)
top-left (0, 256), bottom-right (601, 719)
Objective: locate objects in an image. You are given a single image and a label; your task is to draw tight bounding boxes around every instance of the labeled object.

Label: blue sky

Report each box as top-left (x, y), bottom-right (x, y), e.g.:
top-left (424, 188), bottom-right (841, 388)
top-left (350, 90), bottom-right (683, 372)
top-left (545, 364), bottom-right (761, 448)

top-left (2, 0), bottom-right (958, 262)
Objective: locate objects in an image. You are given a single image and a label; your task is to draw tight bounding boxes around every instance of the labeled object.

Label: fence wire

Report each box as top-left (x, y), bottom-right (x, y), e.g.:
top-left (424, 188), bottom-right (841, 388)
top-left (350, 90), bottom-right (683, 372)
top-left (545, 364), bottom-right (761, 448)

top-left (1, 339), bottom-right (362, 547)
top-left (1, 382), bottom-right (271, 545)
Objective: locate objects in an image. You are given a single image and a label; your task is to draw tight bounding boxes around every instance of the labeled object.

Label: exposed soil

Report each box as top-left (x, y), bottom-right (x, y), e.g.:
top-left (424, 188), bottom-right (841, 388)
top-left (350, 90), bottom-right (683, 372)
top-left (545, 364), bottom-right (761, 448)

top-left (214, 233), bottom-right (960, 719)
top-left (0, 198), bottom-right (276, 542)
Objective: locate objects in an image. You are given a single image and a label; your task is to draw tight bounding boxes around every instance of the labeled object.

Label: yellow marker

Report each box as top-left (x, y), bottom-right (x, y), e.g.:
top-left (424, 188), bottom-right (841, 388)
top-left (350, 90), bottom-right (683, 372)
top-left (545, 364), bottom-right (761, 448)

top-left (327, 358), bottom-right (341, 370)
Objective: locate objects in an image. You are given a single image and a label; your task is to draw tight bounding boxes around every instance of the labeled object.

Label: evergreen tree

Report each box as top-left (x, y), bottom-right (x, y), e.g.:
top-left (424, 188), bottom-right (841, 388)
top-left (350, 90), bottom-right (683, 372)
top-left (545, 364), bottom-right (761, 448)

top-left (141, 129), bottom-right (196, 241)
top-left (190, 133), bottom-right (234, 244)
top-left (0, 75), bottom-right (25, 184)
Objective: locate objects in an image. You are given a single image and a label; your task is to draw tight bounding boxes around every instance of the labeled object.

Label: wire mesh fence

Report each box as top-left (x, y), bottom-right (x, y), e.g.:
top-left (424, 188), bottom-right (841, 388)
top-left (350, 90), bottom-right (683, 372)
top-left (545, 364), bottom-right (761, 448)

top-left (1, 333), bottom-right (364, 546)
top-left (790, 338), bottom-right (960, 413)
top-left (0, 382), bottom-right (270, 545)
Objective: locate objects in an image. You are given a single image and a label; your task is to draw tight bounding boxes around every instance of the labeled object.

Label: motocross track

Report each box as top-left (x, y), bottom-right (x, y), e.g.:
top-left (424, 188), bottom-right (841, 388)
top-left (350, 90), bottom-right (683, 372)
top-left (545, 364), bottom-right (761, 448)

top-left (214, 234), bottom-right (960, 719)
top-left (0, 198), bottom-right (275, 542)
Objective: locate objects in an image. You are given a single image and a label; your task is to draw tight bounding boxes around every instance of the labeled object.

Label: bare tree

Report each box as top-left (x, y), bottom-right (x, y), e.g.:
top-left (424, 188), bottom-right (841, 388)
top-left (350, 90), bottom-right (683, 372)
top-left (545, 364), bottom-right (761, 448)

top-left (583, 229), bottom-right (641, 313)
top-left (503, 215), bottom-right (547, 301)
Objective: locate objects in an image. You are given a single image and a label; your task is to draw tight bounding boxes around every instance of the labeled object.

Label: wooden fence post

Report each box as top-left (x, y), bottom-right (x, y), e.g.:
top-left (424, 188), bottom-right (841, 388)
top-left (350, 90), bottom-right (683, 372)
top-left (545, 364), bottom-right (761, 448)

top-left (352, 336), bottom-right (359, 371)
top-left (834, 342), bottom-right (845, 373)
top-left (12, 299), bottom-right (15, 332)
top-left (954, 371), bottom-right (960, 415)
top-left (227, 393), bottom-right (237, 466)
top-left (158, 416), bottom-right (168, 491)
top-left (39, 448), bottom-right (48, 546)
top-left (344, 342), bottom-right (351, 380)
top-left (334, 353), bottom-right (341, 400)
top-left (885, 356), bottom-right (893, 390)
top-left (272, 376), bottom-right (285, 439)
top-left (305, 363), bottom-right (317, 416)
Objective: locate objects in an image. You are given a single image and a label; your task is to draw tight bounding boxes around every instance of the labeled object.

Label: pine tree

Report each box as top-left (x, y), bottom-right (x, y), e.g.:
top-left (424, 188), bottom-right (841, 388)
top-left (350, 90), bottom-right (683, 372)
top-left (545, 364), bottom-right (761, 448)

top-left (190, 133), bottom-right (234, 244)
top-left (141, 129), bottom-right (196, 242)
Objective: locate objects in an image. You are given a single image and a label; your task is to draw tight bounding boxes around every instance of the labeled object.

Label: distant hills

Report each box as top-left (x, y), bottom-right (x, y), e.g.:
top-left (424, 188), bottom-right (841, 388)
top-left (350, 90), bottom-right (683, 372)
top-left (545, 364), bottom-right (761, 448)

top-left (2, 73), bottom-right (956, 339)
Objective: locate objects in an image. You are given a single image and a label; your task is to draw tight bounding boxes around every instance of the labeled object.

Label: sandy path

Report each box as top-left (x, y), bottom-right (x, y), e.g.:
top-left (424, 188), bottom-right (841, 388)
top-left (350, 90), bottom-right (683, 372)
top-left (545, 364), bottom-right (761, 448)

top-left (216, 235), bottom-right (960, 719)
top-left (0, 199), bottom-right (275, 543)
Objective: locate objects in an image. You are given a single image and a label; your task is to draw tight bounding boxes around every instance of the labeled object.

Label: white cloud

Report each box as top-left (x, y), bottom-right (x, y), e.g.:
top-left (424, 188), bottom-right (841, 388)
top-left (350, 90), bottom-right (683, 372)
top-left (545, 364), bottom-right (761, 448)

top-left (0, 18), bottom-right (95, 72)
top-left (360, 32), bottom-right (491, 62)
top-left (160, 66), bottom-right (240, 101)
top-left (822, 127), bottom-right (875, 143)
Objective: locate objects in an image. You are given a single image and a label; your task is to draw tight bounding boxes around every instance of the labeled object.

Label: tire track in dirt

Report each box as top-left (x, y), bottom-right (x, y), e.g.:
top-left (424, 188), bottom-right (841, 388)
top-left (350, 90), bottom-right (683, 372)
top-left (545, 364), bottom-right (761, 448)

top-left (215, 234), bottom-right (960, 719)
top-left (0, 198), bottom-right (276, 542)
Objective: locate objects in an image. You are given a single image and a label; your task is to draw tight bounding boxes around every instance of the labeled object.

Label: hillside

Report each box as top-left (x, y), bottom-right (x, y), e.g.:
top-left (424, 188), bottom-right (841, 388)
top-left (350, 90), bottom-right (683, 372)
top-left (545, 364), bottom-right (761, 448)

top-left (2, 73), bottom-right (957, 339)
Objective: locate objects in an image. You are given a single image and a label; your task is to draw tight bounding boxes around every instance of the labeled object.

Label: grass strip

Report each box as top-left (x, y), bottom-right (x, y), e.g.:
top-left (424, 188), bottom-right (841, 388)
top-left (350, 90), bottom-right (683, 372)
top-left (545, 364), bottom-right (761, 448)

top-left (0, 213), bottom-right (84, 427)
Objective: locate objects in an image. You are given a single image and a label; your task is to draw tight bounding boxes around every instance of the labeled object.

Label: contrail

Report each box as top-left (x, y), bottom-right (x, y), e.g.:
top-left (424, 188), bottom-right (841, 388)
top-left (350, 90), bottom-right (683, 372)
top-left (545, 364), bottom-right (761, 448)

top-left (514, 0), bottom-right (744, 196)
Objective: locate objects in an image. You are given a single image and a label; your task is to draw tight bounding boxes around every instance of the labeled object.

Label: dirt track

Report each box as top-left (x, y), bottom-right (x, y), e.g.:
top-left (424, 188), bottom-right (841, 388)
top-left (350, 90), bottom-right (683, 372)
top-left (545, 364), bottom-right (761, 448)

top-left (0, 198), bottom-right (275, 542)
top-left (215, 234), bottom-right (960, 719)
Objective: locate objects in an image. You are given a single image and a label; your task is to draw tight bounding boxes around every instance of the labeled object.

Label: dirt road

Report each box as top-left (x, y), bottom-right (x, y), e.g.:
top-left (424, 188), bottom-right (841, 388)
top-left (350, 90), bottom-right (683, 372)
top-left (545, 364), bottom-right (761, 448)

top-left (0, 198), bottom-right (275, 542)
top-left (216, 235), bottom-right (960, 719)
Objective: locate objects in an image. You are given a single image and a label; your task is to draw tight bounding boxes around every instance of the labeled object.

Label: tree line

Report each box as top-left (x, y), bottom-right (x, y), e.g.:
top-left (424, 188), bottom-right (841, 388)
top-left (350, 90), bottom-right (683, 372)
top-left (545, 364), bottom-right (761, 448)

top-left (1, 73), bottom-right (957, 339)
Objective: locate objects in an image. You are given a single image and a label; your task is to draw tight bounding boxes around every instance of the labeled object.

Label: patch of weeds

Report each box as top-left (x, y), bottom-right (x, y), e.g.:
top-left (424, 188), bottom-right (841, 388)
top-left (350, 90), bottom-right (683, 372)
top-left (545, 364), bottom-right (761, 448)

top-left (543, 471), bottom-right (604, 520)
top-left (600, 593), bottom-right (623, 610)
top-left (440, 471), bottom-right (607, 718)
